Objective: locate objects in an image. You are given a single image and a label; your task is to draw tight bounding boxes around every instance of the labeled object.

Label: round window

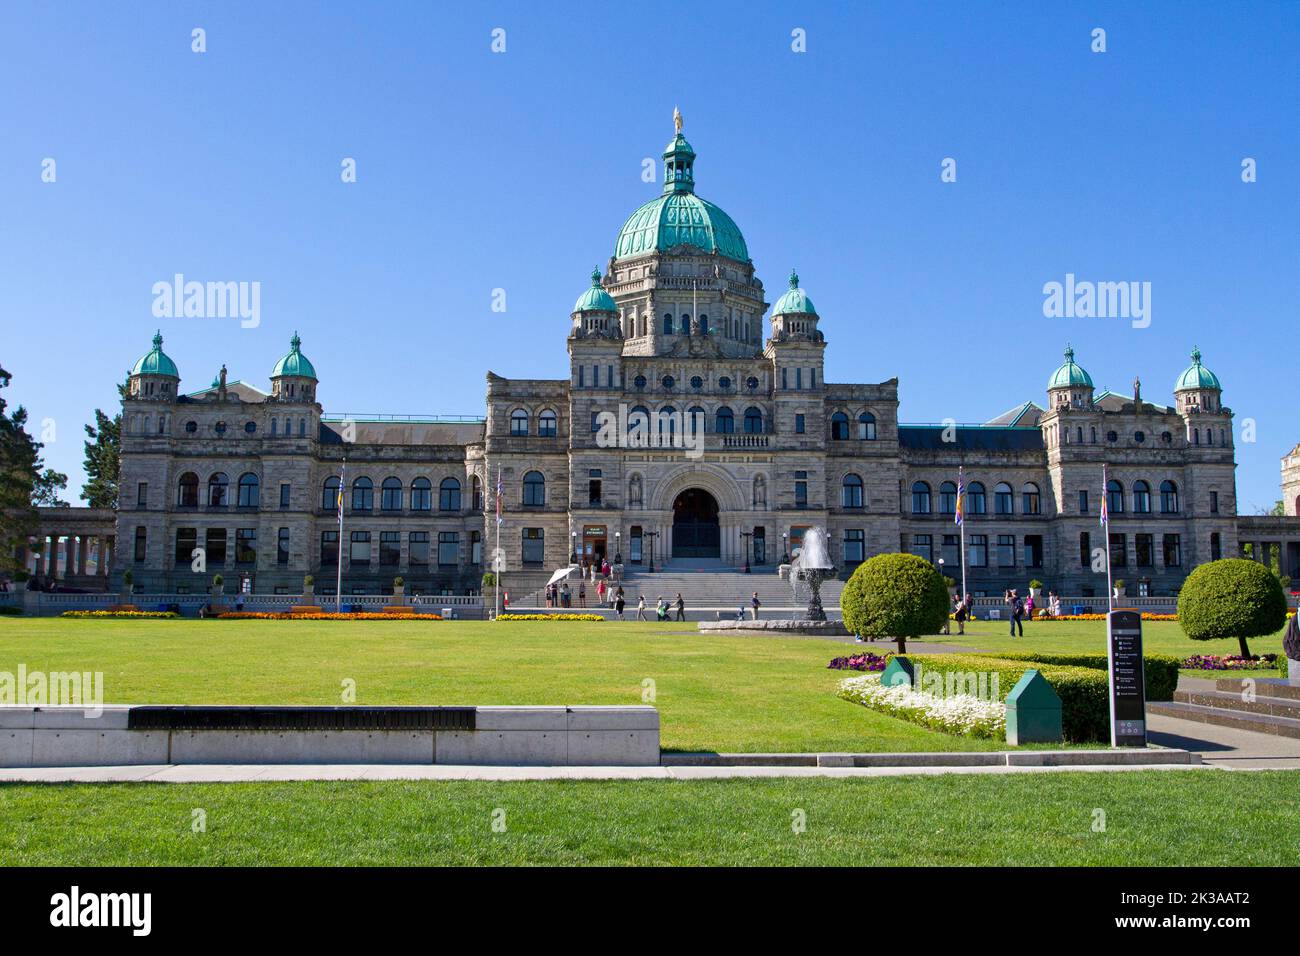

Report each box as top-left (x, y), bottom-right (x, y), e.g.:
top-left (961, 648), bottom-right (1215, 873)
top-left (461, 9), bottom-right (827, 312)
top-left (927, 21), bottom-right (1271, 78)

top-left (661, 375), bottom-right (675, 391)
top-left (1134, 430), bottom-right (1145, 443)
top-left (634, 375), bottom-right (646, 391)
top-left (215, 421), bottom-right (227, 435)
top-left (690, 376), bottom-right (703, 390)
top-left (746, 376), bottom-right (759, 390)
top-left (1107, 430), bottom-right (1118, 442)
top-left (244, 421), bottom-right (257, 434)
top-left (719, 376), bottom-right (732, 390)
top-left (185, 420), bottom-right (197, 434)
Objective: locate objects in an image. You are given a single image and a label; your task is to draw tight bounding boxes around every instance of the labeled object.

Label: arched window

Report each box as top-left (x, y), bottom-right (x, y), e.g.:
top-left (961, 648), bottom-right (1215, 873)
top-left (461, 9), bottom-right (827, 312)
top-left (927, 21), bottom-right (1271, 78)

top-left (177, 472), bottom-right (199, 507)
top-left (1133, 480), bottom-right (1151, 514)
top-left (298, 418), bottom-right (306, 437)
top-left (858, 412), bottom-right (877, 440)
top-left (967, 482), bottom-right (987, 514)
top-left (322, 477), bottom-right (340, 511)
top-left (352, 476), bottom-right (374, 511)
top-left (270, 418), bottom-right (278, 436)
top-left (743, 406), bottom-right (764, 434)
top-left (658, 406), bottom-right (677, 439)
top-left (994, 482), bottom-right (1014, 515)
top-left (1107, 479), bottom-right (1125, 514)
top-left (381, 477), bottom-right (403, 511)
top-left (1160, 480), bottom-right (1180, 514)
top-left (522, 470), bottom-right (545, 507)
top-left (208, 472), bottom-right (229, 507)
top-left (939, 481), bottom-right (958, 514)
top-left (663, 313), bottom-right (674, 335)
top-left (699, 314), bottom-right (709, 335)
top-left (911, 481), bottom-right (931, 515)
top-left (628, 405), bottom-right (650, 439)
top-left (830, 412), bottom-right (850, 440)
top-left (687, 406), bottom-right (706, 435)
top-left (1022, 482), bottom-right (1041, 515)
top-left (510, 409), bottom-right (529, 437)
top-left (538, 409), bottom-right (557, 438)
top-left (440, 477), bottom-right (462, 512)
top-left (843, 473), bottom-right (864, 509)
top-left (680, 315), bottom-right (690, 335)
top-left (715, 406), bottom-right (735, 434)
top-left (237, 472), bottom-right (260, 508)
top-left (471, 475), bottom-right (483, 511)
top-left (411, 477), bottom-right (432, 511)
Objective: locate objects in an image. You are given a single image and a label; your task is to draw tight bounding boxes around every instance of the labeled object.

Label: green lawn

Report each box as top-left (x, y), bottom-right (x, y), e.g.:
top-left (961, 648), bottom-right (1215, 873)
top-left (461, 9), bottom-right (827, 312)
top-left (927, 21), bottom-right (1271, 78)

top-left (0, 617), bottom-right (1285, 752)
top-left (1, 771), bottom-right (1295, 865)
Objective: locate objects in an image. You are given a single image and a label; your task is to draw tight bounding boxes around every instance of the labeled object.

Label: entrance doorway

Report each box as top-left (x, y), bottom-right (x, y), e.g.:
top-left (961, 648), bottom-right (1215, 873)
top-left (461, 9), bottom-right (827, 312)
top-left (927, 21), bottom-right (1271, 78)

top-left (582, 525), bottom-right (607, 564)
top-left (672, 488), bottom-right (720, 559)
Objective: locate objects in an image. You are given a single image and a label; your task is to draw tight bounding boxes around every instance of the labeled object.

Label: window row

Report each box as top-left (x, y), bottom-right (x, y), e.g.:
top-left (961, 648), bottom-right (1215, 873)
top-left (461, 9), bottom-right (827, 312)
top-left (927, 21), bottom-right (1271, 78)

top-left (908, 533), bottom-right (1045, 569)
top-left (322, 476), bottom-right (484, 512)
top-left (509, 408), bottom-right (559, 437)
top-left (177, 472), bottom-right (265, 508)
top-left (1097, 479), bottom-right (1181, 515)
top-left (910, 481), bottom-right (1042, 516)
top-left (1078, 531), bottom-right (1183, 568)
top-left (830, 411), bottom-right (878, 441)
top-left (589, 406), bottom-right (767, 436)
top-left (321, 530), bottom-right (482, 567)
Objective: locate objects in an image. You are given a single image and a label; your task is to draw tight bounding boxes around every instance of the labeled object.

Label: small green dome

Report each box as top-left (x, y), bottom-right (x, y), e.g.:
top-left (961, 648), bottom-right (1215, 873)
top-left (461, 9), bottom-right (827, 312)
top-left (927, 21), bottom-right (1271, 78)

top-left (772, 270), bottom-right (817, 316)
top-left (1047, 345), bottom-right (1093, 389)
top-left (573, 269), bottom-right (618, 313)
top-left (271, 332), bottom-right (317, 380)
top-left (1175, 346), bottom-right (1220, 391)
top-left (131, 330), bottom-right (179, 379)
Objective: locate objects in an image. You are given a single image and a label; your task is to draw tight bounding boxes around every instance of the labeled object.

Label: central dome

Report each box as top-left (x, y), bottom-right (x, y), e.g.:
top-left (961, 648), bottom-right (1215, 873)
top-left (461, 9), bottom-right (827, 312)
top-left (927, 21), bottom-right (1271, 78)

top-left (613, 115), bottom-right (749, 262)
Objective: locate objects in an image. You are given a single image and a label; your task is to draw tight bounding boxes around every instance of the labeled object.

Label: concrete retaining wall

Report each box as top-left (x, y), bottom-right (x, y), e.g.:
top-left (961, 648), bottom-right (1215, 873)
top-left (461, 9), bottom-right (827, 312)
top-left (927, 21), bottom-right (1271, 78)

top-left (0, 705), bottom-right (660, 768)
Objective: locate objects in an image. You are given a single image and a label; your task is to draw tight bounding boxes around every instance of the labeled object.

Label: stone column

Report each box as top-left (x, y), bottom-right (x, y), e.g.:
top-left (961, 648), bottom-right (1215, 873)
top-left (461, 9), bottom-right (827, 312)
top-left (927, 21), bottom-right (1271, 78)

top-left (47, 535), bottom-right (59, 580)
top-left (65, 535), bottom-right (76, 580)
top-left (77, 535), bottom-right (88, 576)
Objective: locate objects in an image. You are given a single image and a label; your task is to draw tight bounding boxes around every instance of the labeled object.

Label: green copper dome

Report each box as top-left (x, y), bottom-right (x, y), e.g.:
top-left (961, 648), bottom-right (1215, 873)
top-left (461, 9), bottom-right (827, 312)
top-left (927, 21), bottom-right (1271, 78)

top-left (772, 270), bottom-right (817, 315)
top-left (1047, 345), bottom-right (1093, 389)
top-left (1174, 347), bottom-right (1220, 391)
top-left (271, 332), bottom-right (317, 380)
top-left (613, 114), bottom-right (749, 262)
top-left (131, 330), bottom-right (180, 379)
top-left (573, 269), bottom-right (618, 313)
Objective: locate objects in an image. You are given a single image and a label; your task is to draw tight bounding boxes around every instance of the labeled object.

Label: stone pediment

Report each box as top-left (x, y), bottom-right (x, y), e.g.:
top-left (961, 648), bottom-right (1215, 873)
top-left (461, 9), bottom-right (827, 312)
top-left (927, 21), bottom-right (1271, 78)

top-left (666, 334), bottom-right (725, 359)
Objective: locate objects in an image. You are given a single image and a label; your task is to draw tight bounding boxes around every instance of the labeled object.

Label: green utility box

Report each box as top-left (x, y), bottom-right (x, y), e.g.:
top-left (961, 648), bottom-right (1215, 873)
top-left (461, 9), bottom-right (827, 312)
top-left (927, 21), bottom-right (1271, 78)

top-left (1005, 669), bottom-right (1062, 745)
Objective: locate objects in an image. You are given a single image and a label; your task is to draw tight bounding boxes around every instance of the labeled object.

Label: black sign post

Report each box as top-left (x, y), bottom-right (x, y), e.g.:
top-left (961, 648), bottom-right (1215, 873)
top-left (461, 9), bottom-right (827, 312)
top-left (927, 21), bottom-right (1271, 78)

top-left (1107, 609), bottom-right (1148, 747)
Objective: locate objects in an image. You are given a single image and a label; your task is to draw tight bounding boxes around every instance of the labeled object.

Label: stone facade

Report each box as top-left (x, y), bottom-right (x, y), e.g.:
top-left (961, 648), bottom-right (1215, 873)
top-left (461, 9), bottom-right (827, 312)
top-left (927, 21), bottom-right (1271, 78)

top-left (110, 120), bottom-right (1300, 598)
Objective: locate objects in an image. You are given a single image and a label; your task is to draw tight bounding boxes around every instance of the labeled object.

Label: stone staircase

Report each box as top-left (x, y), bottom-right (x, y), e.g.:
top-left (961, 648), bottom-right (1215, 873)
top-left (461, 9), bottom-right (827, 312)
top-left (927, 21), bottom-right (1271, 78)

top-left (1148, 677), bottom-right (1300, 739)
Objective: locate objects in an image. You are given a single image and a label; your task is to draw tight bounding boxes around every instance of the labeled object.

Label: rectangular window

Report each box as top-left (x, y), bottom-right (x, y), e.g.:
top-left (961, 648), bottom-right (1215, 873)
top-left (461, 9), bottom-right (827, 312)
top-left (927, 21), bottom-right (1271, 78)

top-left (796, 368), bottom-right (803, 390)
top-left (942, 534), bottom-right (960, 568)
top-left (277, 527), bottom-right (289, 565)
top-left (1079, 531), bottom-right (1091, 568)
top-left (591, 411), bottom-right (600, 433)
top-left (350, 531), bottom-right (371, 566)
top-left (810, 368), bottom-right (816, 388)
top-left (471, 530), bottom-right (482, 566)
top-left (843, 529), bottom-right (865, 565)
top-left (589, 478), bottom-right (602, 505)
top-left (911, 534), bottom-right (933, 563)
top-left (1163, 533), bottom-right (1182, 567)
top-left (438, 532), bottom-right (459, 566)
top-left (968, 534), bottom-right (988, 567)
top-left (409, 531), bottom-right (430, 566)
top-left (1078, 490), bottom-right (1088, 514)
top-left (578, 366), bottom-right (585, 387)
top-left (380, 531), bottom-right (401, 567)
top-left (206, 527), bottom-right (227, 566)
top-left (997, 534), bottom-right (1015, 568)
top-left (1210, 491), bottom-right (1219, 514)
top-left (607, 365), bottom-right (613, 388)
top-left (794, 471), bottom-right (808, 509)
top-left (1210, 532), bottom-right (1222, 561)
top-left (1109, 533), bottom-right (1127, 568)
top-left (630, 526), bottom-right (642, 563)
top-left (280, 483), bottom-right (291, 508)
top-left (175, 528), bottom-right (196, 566)
top-left (522, 528), bottom-right (544, 565)
top-left (320, 531), bottom-right (338, 567)
top-left (795, 413), bottom-right (805, 434)
top-left (235, 528), bottom-right (256, 565)
top-left (782, 368), bottom-right (788, 390)
top-left (137, 482), bottom-right (148, 507)
top-left (1023, 534), bottom-right (1043, 568)
top-left (1135, 534), bottom-right (1153, 567)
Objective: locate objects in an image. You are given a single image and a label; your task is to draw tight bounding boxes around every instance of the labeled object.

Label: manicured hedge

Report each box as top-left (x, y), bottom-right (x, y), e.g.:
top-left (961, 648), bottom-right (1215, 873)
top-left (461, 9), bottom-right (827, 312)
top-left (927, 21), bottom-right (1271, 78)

top-left (909, 654), bottom-right (1111, 742)
top-left (1178, 558), bottom-right (1288, 657)
top-left (990, 652), bottom-right (1181, 702)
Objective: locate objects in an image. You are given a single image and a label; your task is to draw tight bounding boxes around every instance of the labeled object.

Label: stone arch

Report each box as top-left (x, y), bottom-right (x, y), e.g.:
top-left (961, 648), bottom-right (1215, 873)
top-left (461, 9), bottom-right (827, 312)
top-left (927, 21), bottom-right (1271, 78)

top-left (650, 464), bottom-right (747, 513)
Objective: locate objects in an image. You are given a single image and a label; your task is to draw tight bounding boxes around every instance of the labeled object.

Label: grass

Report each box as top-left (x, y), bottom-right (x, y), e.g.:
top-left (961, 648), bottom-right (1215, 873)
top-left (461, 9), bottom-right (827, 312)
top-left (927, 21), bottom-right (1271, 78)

top-left (1, 771), bottom-right (1296, 865)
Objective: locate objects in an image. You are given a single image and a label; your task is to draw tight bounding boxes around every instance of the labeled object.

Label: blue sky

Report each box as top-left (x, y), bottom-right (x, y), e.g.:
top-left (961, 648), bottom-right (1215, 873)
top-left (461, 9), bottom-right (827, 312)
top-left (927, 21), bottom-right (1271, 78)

top-left (2, 1), bottom-right (1297, 511)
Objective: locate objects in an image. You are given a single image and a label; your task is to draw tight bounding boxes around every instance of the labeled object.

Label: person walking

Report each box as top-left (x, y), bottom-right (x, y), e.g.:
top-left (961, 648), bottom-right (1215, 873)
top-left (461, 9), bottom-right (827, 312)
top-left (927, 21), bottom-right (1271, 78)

top-left (596, 578), bottom-right (606, 607)
top-left (953, 594), bottom-right (968, 635)
top-left (1024, 591), bottom-right (1035, 622)
top-left (578, 581), bottom-right (586, 608)
top-left (656, 596), bottom-right (668, 621)
top-left (750, 591), bottom-right (761, 621)
top-left (674, 593), bottom-right (685, 622)
top-left (636, 594), bottom-right (647, 621)
top-left (614, 593), bottom-right (625, 620)
top-left (1008, 589), bottom-right (1024, 637)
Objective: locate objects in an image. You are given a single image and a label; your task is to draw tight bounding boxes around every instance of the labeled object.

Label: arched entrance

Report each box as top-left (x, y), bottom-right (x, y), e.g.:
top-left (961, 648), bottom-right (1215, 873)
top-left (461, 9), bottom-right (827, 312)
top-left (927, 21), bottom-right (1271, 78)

top-left (672, 488), bottom-right (720, 559)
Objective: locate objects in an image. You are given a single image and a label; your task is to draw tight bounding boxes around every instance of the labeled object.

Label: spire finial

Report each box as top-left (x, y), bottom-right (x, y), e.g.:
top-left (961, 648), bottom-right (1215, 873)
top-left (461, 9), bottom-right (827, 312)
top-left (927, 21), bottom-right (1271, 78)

top-left (152, 329), bottom-right (163, 349)
top-left (590, 267), bottom-right (602, 287)
top-left (1191, 345), bottom-right (1202, 364)
top-left (290, 331), bottom-right (301, 351)
top-left (1064, 343), bottom-right (1075, 362)
top-left (788, 269), bottom-right (799, 289)
top-left (673, 106), bottom-right (683, 135)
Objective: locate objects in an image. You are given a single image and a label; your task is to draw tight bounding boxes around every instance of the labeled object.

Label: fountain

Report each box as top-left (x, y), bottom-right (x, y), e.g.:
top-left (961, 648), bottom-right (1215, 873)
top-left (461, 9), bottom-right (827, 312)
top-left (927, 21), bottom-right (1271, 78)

top-left (697, 525), bottom-right (849, 636)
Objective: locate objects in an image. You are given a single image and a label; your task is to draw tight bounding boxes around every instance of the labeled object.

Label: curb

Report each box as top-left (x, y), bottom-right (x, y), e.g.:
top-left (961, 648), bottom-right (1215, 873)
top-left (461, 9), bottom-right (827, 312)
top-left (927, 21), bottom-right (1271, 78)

top-left (661, 749), bottom-right (1201, 768)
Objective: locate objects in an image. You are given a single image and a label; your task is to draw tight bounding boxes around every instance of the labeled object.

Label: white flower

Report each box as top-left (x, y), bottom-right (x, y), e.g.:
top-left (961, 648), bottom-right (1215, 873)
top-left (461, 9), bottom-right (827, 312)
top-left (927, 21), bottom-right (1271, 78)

top-left (837, 673), bottom-right (1006, 738)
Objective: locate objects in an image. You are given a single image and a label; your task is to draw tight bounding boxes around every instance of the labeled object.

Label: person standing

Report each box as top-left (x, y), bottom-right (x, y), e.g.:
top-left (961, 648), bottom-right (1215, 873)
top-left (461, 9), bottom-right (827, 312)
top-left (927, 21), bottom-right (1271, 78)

top-left (1008, 589), bottom-right (1024, 637)
top-left (578, 580), bottom-right (586, 608)
top-left (615, 593), bottom-right (625, 620)
top-left (674, 592), bottom-right (685, 621)
top-left (596, 578), bottom-right (606, 607)
top-left (636, 594), bottom-right (647, 621)
top-left (750, 591), bottom-right (761, 621)
top-left (953, 594), bottom-right (968, 635)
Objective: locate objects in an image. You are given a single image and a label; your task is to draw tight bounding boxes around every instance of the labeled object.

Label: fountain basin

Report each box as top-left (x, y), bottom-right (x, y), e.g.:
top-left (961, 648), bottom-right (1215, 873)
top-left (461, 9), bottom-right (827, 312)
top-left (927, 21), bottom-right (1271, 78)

top-left (698, 619), bottom-right (850, 637)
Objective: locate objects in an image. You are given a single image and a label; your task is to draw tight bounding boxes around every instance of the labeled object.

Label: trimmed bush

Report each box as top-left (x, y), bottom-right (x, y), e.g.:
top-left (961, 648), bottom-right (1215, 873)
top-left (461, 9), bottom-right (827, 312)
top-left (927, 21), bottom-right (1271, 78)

top-left (1178, 558), bottom-right (1288, 658)
top-left (841, 552), bottom-right (949, 653)
top-left (991, 652), bottom-right (1181, 702)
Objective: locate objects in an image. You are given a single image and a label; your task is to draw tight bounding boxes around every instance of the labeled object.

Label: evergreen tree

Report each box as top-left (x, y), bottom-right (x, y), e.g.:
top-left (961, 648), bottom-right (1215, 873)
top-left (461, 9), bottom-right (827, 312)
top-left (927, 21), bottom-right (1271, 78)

top-left (0, 364), bottom-right (51, 573)
top-left (81, 380), bottom-right (127, 508)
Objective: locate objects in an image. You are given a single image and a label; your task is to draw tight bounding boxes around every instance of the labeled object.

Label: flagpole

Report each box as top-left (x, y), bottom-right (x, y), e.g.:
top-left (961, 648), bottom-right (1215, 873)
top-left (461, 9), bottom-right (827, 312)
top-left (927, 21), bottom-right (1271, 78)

top-left (958, 464), bottom-right (967, 605)
top-left (1103, 463), bottom-right (1113, 614)
top-left (494, 466), bottom-right (501, 621)
top-left (336, 455), bottom-right (346, 612)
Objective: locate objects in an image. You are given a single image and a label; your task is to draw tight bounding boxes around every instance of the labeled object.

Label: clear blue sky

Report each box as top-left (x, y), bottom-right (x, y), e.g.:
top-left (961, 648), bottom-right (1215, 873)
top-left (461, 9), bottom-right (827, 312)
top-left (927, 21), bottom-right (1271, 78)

top-left (2, 1), bottom-right (1296, 511)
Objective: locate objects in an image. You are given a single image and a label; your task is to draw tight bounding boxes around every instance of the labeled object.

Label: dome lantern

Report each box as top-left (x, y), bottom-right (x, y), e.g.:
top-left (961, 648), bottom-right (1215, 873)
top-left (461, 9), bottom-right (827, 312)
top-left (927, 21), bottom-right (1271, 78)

top-left (128, 330), bottom-right (180, 400)
top-left (270, 331), bottom-right (318, 402)
top-left (1174, 346), bottom-right (1223, 414)
top-left (1046, 344), bottom-right (1094, 409)
top-left (769, 269), bottom-right (823, 343)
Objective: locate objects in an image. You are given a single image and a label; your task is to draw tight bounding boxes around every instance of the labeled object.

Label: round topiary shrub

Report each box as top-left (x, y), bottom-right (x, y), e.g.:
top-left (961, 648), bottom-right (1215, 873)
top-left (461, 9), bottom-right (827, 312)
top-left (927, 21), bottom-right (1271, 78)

top-left (841, 552), bottom-right (950, 653)
top-left (1178, 558), bottom-right (1288, 658)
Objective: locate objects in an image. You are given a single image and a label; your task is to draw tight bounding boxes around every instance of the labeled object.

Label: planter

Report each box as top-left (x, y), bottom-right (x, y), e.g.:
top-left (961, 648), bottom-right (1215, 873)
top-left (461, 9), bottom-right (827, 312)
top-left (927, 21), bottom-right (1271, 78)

top-left (300, 584), bottom-right (317, 607)
top-left (389, 585), bottom-right (407, 608)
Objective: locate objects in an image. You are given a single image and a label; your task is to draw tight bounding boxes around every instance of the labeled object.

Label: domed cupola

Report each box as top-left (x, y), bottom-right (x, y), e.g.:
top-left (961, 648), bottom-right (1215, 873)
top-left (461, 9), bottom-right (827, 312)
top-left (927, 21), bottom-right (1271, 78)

top-left (570, 269), bottom-right (622, 339)
top-left (573, 269), bottom-right (618, 314)
top-left (128, 330), bottom-right (180, 400)
top-left (270, 331), bottom-right (318, 402)
top-left (1174, 346), bottom-right (1223, 413)
top-left (769, 270), bottom-right (822, 341)
top-left (612, 110), bottom-right (749, 262)
top-left (1046, 345), bottom-right (1094, 409)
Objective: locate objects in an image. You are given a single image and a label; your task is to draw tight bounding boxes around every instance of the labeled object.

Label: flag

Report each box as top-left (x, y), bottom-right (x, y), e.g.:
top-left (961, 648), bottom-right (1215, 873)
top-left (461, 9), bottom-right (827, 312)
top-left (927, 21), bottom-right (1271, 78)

top-left (1099, 465), bottom-right (1109, 526)
top-left (495, 467), bottom-right (503, 526)
top-left (336, 461), bottom-right (346, 526)
top-left (954, 467), bottom-right (965, 526)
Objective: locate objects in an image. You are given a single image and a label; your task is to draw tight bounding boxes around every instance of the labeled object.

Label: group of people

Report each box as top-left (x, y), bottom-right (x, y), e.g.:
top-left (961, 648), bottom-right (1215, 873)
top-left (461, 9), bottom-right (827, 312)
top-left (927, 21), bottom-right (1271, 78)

top-left (947, 588), bottom-right (1065, 636)
top-left (629, 593), bottom-right (686, 621)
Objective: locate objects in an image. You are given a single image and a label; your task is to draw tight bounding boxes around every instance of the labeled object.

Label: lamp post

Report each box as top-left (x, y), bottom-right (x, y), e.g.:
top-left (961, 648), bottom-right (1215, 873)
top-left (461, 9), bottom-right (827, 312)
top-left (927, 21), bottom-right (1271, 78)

top-left (938, 557), bottom-right (949, 634)
top-left (614, 531), bottom-right (621, 565)
top-left (780, 531), bottom-right (789, 566)
top-left (740, 530), bottom-right (753, 573)
top-left (570, 530), bottom-right (578, 564)
top-left (645, 531), bottom-right (659, 573)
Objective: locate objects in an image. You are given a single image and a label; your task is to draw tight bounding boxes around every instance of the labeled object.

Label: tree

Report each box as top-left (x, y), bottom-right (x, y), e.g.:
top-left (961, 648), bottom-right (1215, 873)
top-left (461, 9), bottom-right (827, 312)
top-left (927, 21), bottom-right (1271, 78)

top-left (0, 365), bottom-right (49, 573)
top-left (1178, 558), bottom-right (1288, 658)
top-left (32, 468), bottom-right (68, 507)
top-left (81, 379), bottom-right (127, 509)
top-left (840, 552), bottom-right (950, 654)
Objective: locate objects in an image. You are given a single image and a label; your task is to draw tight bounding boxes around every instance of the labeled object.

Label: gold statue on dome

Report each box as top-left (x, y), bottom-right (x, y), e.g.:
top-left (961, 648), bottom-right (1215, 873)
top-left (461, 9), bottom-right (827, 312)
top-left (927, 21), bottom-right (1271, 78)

top-left (673, 106), bottom-right (683, 134)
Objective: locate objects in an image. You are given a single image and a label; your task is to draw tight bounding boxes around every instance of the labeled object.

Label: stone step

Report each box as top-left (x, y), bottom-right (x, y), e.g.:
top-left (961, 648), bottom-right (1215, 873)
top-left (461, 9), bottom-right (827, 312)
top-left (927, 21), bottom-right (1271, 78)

top-left (1214, 676), bottom-right (1300, 701)
top-left (1147, 700), bottom-right (1300, 739)
top-left (1173, 688), bottom-right (1300, 720)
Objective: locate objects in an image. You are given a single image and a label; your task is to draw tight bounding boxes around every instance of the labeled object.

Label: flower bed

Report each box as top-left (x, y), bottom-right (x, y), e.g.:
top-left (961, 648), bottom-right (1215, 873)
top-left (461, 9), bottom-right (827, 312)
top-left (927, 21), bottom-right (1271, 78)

top-left (61, 610), bottom-right (179, 619)
top-left (495, 613), bottom-right (603, 622)
top-left (216, 611), bottom-right (440, 621)
top-left (827, 652), bottom-right (890, 672)
top-left (1033, 612), bottom-right (1179, 622)
top-left (837, 673), bottom-right (1006, 739)
top-left (1182, 653), bottom-right (1279, 671)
